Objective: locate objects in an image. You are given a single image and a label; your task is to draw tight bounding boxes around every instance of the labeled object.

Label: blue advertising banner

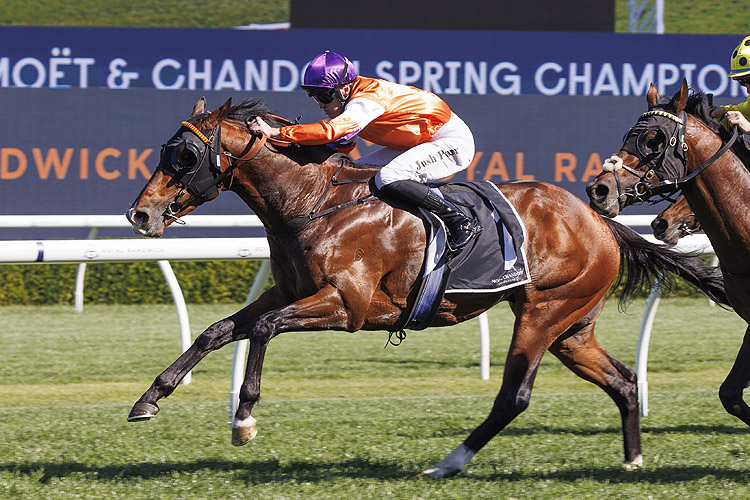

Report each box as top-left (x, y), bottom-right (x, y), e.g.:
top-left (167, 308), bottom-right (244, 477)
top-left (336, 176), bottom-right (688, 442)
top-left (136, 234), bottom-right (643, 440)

top-left (0, 27), bottom-right (745, 97)
top-left (0, 27), bottom-right (745, 238)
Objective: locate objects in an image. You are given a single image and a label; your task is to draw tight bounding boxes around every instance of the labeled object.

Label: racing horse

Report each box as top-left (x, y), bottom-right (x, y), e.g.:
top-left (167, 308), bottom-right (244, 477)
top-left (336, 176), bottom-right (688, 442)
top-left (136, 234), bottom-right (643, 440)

top-left (126, 96), bottom-right (726, 478)
top-left (651, 194), bottom-right (701, 246)
top-left (586, 79), bottom-right (750, 426)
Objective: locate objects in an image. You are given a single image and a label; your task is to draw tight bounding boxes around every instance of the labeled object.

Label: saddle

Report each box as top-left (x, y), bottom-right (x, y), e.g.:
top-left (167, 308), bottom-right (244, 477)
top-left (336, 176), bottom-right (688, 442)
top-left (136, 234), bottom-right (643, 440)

top-left (374, 180), bottom-right (532, 331)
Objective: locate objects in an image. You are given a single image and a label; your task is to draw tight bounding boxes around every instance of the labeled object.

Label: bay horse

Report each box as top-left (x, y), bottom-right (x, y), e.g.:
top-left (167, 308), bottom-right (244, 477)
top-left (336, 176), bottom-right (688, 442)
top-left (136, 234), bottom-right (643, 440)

top-left (126, 96), bottom-right (726, 478)
top-left (651, 194), bottom-right (701, 246)
top-left (586, 79), bottom-right (750, 426)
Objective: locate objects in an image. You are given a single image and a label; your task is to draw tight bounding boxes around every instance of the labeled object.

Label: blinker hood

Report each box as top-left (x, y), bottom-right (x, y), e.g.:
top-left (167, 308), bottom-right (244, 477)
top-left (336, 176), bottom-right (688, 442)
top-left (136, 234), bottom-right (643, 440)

top-left (159, 120), bottom-right (223, 201)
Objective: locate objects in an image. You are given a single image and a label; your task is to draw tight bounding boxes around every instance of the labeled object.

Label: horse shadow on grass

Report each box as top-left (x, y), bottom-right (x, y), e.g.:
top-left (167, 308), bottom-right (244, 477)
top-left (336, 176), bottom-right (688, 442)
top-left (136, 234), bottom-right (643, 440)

top-left (420, 422), bottom-right (749, 440)
top-left (4, 422), bottom-right (749, 485)
top-left (2, 457), bottom-right (748, 485)
top-left (0, 458), bottom-right (406, 484)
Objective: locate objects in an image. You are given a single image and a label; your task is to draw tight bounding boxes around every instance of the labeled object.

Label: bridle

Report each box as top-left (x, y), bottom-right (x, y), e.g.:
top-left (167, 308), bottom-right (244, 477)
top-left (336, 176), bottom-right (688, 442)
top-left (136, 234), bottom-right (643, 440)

top-left (158, 117), bottom-right (269, 222)
top-left (602, 108), bottom-right (739, 209)
top-left (677, 213), bottom-right (701, 236)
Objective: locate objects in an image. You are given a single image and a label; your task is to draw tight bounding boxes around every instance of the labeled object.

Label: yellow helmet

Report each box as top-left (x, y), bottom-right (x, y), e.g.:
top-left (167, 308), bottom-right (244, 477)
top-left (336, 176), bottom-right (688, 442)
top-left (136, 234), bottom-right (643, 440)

top-left (729, 35), bottom-right (750, 79)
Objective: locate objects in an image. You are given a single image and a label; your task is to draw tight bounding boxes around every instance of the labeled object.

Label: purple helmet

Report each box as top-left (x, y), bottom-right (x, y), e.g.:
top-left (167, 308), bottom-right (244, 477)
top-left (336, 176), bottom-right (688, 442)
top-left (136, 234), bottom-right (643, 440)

top-left (302, 51), bottom-right (358, 90)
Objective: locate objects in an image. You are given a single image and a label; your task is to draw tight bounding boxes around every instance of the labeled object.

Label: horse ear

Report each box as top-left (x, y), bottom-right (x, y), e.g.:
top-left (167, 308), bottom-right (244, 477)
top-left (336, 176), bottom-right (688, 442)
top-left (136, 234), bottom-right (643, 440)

top-left (203, 98), bottom-right (233, 129)
top-left (191, 97), bottom-right (207, 117)
top-left (670, 78), bottom-right (689, 113)
top-left (646, 83), bottom-right (659, 109)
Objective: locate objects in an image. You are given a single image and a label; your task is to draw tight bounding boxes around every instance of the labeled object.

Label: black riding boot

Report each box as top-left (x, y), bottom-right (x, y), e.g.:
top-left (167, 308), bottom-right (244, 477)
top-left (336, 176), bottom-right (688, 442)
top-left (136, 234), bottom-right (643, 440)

top-left (422, 190), bottom-right (483, 252)
top-left (379, 180), bottom-right (483, 253)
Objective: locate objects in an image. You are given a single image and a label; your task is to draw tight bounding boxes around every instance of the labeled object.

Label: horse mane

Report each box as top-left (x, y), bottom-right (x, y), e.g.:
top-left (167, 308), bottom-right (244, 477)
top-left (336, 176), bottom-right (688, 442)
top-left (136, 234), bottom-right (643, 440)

top-left (684, 91), bottom-right (724, 135)
top-left (227, 97), bottom-right (280, 124)
top-left (654, 90), bottom-right (722, 134)
top-left (682, 91), bottom-right (750, 162)
top-left (654, 89), bottom-right (750, 162)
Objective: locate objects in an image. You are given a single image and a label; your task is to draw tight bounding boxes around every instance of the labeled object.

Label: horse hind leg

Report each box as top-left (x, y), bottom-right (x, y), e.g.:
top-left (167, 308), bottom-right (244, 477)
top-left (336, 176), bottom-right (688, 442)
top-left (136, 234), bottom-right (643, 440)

top-left (418, 305), bottom-right (555, 479)
top-left (719, 325), bottom-right (750, 425)
top-left (548, 318), bottom-right (642, 469)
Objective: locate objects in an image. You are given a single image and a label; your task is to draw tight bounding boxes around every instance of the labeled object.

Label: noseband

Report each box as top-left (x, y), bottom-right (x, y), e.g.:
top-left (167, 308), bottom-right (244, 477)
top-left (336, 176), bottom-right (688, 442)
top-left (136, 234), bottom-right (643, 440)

top-left (603, 108), bottom-right (739, 208)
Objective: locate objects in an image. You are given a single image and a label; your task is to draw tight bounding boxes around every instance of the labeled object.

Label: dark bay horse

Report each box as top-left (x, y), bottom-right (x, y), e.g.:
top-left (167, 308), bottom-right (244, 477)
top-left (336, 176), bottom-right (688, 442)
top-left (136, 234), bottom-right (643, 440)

top-left (651, 194), bottom-right (701, 245)
top-left (586, 79), bottom-right (750, 426)
top-left (126, 97), bottom-right (726, 478)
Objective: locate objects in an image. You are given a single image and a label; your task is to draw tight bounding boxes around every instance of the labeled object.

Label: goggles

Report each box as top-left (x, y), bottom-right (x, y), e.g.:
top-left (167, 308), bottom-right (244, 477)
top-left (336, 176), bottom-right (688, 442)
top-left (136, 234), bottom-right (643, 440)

top-left (734, 76), bottom-right (750, 87)
top-left (306, 87), bottom-right (337, 104)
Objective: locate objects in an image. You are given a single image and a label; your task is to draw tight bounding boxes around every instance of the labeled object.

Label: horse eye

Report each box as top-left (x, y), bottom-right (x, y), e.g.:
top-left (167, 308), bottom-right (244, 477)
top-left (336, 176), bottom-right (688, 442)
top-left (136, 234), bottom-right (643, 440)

top-left (172, 143), bottom-right (198, 169)
top-left (645, 130), bottom-right (666, 151)
top-left (638, 129), bottom-right (666, 154)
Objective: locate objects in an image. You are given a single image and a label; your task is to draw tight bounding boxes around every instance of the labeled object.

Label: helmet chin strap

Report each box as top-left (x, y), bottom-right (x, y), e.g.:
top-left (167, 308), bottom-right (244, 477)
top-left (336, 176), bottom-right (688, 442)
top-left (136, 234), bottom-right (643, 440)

top-left (331, 59), bottom-right (351, 104)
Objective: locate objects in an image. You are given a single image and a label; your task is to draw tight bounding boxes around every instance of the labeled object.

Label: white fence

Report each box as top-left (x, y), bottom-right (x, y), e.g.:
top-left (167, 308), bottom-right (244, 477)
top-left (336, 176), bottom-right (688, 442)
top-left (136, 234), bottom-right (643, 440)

top-left (0, 214), bottom-right (716, 417)
top-left (0, 215), bottom-right (269, 390)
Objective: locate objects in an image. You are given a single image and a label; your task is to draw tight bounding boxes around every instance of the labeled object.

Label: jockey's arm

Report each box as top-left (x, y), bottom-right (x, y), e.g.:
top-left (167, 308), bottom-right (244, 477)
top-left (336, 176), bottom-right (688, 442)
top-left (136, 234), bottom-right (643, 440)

top-left (276, 98), bottom-right (386, 146)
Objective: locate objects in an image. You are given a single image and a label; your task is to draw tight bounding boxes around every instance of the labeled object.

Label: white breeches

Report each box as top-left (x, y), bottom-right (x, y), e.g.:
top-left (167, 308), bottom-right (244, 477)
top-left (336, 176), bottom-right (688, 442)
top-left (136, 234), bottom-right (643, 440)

top-left (369, 114), bottom-right (475, 189)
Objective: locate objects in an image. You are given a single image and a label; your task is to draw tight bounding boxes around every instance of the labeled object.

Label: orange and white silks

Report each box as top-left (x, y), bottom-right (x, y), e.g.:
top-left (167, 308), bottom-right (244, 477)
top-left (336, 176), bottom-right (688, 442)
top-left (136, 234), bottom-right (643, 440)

top-left (277, 77), bottom-right (452, 150)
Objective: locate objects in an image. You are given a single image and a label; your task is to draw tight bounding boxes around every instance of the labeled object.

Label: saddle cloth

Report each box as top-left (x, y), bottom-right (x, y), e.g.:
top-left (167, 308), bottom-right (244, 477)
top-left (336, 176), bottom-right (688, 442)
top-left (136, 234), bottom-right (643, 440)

top-left (404, 180), bottom-right (531, 330)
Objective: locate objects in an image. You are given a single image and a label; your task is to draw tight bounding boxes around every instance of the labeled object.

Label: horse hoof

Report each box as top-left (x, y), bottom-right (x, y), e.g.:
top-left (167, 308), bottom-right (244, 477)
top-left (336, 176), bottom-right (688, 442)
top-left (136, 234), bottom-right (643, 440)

top-left (416, 466), bottom-right (458, 479)
top-left (231, 416), bottom-right (257, 446)
top-left (416, 467), bottom-right (443, 479)
top-left (623, 454), bottom-right (644, 471)
top-left (127, 402), bottom-right (159, 422)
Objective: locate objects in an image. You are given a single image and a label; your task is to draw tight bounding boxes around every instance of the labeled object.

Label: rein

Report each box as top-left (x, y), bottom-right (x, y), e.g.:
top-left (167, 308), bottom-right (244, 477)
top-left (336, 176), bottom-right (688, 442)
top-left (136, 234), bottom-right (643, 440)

top-left (674, 125), bottom-right (739, 187)
top-left (238, 113), bottom-right (379, 236)
top-left (265, 158), bottom-right (375, 236)
top-left (164, 112), bottom-right (377, 234)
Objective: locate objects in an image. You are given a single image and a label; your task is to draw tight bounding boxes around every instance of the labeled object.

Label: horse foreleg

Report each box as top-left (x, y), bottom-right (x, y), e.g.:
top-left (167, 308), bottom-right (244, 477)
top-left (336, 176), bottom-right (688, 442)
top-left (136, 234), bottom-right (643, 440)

top-left (231, 285), bottom-right (351, 445)
top-left (549, 323), bottom-right (642, 469)
top-left (127, 287), bottom-right (281, 422)
top-left (719, 325), bottom-right (750, 425)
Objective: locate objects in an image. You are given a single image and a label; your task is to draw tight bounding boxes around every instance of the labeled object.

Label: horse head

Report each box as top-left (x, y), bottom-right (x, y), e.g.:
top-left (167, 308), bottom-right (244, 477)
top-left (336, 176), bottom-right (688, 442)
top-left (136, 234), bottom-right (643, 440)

top-left (650, 194), bottom-right (700, 246)
top-left (126, 97), bottom-right (234, 237)
top-left (586, 79), bottom-right (692, 217)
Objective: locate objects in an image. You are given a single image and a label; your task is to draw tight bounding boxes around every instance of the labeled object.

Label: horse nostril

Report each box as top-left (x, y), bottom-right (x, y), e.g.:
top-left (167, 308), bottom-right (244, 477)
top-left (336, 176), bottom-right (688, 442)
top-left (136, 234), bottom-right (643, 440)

top-left (651, 218), bottom-right (667, 235)
top-left (127, 209), bottom-right (149, 228)
top-left (587, 183), bottom-right (609, 201)
top-left (594, 184), bottom-right (609, 199)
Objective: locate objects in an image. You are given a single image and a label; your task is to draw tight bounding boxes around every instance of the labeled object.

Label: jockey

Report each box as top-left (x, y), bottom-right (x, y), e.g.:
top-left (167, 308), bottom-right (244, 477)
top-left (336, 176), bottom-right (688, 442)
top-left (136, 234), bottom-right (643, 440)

top-left (250, 50), bottom-right (482, 253)
top-left (723, 35), bottom-right (750, 134)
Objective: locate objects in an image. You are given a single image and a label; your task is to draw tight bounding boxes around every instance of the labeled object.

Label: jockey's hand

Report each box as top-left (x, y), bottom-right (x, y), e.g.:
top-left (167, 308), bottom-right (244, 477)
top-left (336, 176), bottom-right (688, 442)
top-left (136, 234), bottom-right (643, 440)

top-left (249, 117), bottom-right (280, 138)
top-left (726, 111), bottom-right (750, 134)
top-left (710, 106), bottom-right (726, 120)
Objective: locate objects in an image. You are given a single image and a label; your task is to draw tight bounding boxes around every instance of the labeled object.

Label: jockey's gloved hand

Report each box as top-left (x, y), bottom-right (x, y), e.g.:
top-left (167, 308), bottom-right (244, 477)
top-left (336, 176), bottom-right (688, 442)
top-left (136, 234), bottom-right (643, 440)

top-left (710, 106), bottom-right (726, 120)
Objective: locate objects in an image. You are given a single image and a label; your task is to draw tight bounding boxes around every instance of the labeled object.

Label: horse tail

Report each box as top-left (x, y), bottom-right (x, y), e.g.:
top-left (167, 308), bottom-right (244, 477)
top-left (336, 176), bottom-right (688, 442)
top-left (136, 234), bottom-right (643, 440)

top-left (601, 217), bottom-right (728, 308)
